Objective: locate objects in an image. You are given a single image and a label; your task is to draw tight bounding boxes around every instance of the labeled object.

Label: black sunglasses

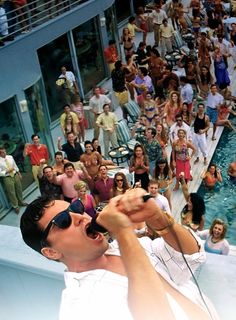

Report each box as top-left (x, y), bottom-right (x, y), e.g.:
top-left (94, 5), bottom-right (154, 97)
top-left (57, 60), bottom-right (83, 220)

top-left (116, 179), bottom-right (123, 182)
top-left (41, 199), bottom-right (85, 248)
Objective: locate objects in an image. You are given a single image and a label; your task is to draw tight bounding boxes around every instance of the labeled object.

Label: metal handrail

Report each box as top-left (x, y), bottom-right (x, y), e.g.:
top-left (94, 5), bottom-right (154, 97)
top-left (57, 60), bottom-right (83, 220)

top-left (0, 0), bottom-right (89, 42)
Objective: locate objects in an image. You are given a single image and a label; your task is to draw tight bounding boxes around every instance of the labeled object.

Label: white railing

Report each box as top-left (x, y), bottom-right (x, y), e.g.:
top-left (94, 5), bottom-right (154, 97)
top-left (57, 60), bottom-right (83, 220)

top-left (0, 0), bottom-right (89, 42)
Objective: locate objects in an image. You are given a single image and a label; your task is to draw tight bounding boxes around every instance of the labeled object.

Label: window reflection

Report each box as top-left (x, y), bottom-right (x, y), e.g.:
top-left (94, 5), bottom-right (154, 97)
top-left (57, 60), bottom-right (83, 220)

top-left (105, 6), bottom-right (117, 41)
top-left (25, 81), bottom-right (46, 139)
top-left (115, 0), bottom-right (131, 23)
top-left (0, 98), bottom-right (33, 190)
top-left (38, 34), bottom-right (74, 121)
top-left (72, 17), bottom-right (105, 93)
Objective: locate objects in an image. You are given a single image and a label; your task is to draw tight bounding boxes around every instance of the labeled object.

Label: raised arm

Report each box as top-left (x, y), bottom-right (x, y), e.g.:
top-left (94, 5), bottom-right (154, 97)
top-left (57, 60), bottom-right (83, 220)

top-left (57, 137), bottom-right (63, 151)
top-left (97, 196), bottom-right (176, 320)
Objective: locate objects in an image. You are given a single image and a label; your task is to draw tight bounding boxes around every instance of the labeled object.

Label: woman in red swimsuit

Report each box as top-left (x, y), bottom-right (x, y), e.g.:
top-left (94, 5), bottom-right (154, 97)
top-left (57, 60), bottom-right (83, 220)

top-left (201, 163), bottom-right (223, 189)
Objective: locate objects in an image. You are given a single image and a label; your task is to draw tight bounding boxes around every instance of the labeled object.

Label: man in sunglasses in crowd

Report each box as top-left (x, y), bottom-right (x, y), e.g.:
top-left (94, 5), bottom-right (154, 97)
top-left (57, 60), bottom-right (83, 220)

top-left (20, 189), bottom-right (218, 320)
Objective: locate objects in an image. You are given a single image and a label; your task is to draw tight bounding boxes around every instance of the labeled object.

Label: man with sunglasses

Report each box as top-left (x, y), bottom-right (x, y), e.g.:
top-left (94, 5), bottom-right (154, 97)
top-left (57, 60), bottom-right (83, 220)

top-left (20, 189), bottom-right (218, 320)
top-left (169, 114), bottom-right (192, 144)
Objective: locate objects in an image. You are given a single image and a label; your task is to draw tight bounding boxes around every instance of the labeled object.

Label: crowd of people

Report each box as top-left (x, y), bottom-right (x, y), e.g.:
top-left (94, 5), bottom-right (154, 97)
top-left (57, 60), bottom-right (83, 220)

top-left (1, 1), bottom-right (236, 319)
top-left (1, 0), bottom-right (234, 248)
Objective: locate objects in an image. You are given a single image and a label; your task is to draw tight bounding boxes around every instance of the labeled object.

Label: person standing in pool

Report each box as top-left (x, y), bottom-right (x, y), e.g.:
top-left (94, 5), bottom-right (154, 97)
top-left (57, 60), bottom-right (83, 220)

top-left (228, 160), bottom-right (236, 183)
top-left (197, 218), bottom-right (230, 255)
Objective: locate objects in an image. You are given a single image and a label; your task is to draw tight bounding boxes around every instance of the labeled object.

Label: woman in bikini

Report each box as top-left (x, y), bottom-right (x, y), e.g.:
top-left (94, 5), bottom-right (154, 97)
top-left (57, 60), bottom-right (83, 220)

top-left (143, 92), bottom-right (156, 126)
top-left (120, 27), bottom-right (134, 56)
top-left (201, 163), bottom-right (223, 189)
top-left (179, 172), bottom-right (206, 231)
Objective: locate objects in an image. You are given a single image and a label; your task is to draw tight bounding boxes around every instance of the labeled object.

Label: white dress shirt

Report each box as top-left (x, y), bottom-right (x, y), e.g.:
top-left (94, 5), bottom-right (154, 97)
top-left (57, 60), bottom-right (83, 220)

top-left (169, 122), bottom-right (192, 143)
top-left (89, 94), bottom-right (111, 114)
top-left (0, 155), bottom-right (19, 177)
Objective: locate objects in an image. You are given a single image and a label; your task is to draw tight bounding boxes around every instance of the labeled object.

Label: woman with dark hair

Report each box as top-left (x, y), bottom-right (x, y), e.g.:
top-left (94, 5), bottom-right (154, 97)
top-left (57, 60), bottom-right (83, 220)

top-left (120, 27), bottom-right (134, 56)
top-left (197, 218), bottom-right (230, 255)
top-left (110, 172), bottom-right (131, 198)
top-left (124, 54), bottom-right (137, 100)
top-left (53, 151), bottom-right (68, 175)
top-left (197, 65), bottom-right (213, 99)
top-left (179, 173), bottom-right (205, 231)
top-left (181, 102), bottom-right (192, 126)
top-left (129, 144), bottom-right (149, 190)
top-left (91, 138), bottom-right (116, 167)
top-left (154, 158), bottom-right (173, 209)
top-left (201, 163), bottom-right (223, 189)
top-left (155, 123), bottom-right (168, 158)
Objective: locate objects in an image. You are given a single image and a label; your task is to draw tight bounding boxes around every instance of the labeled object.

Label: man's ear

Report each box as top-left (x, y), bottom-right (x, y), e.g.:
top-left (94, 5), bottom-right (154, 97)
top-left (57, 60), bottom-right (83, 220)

top-left (41, 247), bottom-right (62, 261)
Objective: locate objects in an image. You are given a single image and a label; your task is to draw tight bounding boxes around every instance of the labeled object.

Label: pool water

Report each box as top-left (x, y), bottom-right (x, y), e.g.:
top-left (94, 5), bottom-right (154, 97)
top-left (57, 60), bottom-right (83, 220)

top-left (198, 116), bottom-right (236, 245)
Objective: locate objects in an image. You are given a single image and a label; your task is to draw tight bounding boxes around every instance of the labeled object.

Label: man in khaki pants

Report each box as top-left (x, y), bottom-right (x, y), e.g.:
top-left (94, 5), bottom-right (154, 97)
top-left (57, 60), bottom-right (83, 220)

top-left (0, 147), bottom-right (27, 213)
top-left (149, 4), bottom-right (167, 46)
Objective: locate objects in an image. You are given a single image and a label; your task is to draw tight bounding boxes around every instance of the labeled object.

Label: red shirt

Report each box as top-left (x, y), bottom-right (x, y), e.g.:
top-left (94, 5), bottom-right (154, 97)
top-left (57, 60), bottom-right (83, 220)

top-left (104, 46), bottom-right (118, 64)
top-left (26, 144), bottom-right (49, 165)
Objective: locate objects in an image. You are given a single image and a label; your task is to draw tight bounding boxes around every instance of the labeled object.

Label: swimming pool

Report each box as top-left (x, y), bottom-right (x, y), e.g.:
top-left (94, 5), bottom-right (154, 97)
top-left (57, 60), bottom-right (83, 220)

top-left (198, 116), bottom-right (236, 245)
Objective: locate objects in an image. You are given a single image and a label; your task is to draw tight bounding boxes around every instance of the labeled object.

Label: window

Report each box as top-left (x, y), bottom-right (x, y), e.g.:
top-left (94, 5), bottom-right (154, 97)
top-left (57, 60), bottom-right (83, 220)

top-left (37, 34), bottom-right (74, 121)
top-left (0, 97), bottom-right (33, 190)
top-left (72, 17), bottom-right (106, 93)
top-left (115, 0), bottom-right (131, 23)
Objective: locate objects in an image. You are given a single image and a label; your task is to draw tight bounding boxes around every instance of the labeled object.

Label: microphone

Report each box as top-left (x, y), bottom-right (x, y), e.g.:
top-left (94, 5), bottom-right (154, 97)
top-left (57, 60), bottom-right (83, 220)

top-left (86, 194), bottom-right (153, 235)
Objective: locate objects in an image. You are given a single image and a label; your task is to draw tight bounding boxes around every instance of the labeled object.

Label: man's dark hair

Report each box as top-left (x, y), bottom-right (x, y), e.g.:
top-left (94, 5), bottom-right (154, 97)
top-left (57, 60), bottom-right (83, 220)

top-left (103, 103), bottom-right (110, 110)
top-left (55, 151), bottom-right (63, 157)
top-left (175, 113), bottom-right (183, 120)
top-left (128, 16), bottom-right (136, 23)
top-left (43, 165), bottom-right (53, 174)
top-left (139, 67), bottom-right (148, 76)
top-left (198, 103), bottom-right (205, 108)
top-left (84, 140), bottom-right (92, 147)
top-left (64, 162), bottom-right (75, 170)
top-left (63, 104), bottom-right (70, 109)
top-left (114, 60), bottom-right (122, 69)
top-left (20, 196), bottom-right (55, 254)
top-left (179, 76), bottom-right (188, 83)
top-left (165, 65), bottom-right (173, 71)
top-left (147, 127), bottom-right (156, 137)
top-left (31, 134), bottom-right (39, 140)
top-left (66, 131), bottom-right (74, 137)
top-left (138, 41), bottom-right (146, 48)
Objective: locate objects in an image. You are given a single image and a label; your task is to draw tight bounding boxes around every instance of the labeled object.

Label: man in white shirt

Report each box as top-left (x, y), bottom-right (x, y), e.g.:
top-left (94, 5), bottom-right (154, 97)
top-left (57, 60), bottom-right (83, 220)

top-left (180, 76), bottom-right (194, 111)
top-left (169, 113), bottom-right (192, 144)
top-left (148, 179), bottom-right (171, 215)
top-left (20, 189), bottom-right (219, 320)
top-left (89, 87), bottom-right (111, 139)
top-left (149, 4), bottom-right (167, 46)
top-left (59, 66), bottom-right (79, 94)
top-left (206, 84), bottom-right (224, 140)
top-left (0, 147), bottom-right (27, 213)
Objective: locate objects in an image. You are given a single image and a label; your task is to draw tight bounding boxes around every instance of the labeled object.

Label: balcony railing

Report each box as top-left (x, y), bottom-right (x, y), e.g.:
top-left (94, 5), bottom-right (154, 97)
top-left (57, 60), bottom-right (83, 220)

top-left (0, 0), bottom-right (89, 45)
